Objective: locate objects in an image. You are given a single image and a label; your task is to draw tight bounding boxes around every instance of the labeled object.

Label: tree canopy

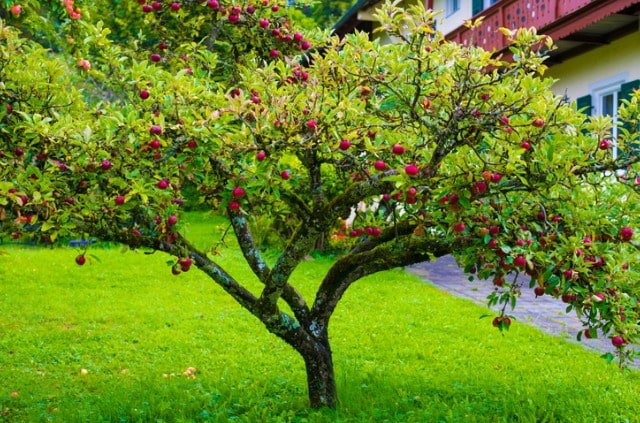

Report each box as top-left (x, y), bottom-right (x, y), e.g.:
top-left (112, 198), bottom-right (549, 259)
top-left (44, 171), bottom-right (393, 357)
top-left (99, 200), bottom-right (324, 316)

top-left (2, 0), bottom-right (640, 409)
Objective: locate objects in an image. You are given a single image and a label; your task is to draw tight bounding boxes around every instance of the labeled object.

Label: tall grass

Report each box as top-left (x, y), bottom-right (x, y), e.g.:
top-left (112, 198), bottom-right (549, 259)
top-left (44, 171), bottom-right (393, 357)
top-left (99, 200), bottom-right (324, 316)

top-left (0, 212), bottom-right (639, 422)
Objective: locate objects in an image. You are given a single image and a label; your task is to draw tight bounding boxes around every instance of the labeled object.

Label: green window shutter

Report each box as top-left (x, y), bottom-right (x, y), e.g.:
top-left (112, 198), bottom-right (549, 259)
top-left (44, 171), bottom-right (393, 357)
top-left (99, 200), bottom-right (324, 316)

top-left (620, 79), bottom-right (640, 102)
top-left (620, 80), bottom-right (640, 153)
top-left (575, 95), bottom-right (592, 116)
top-left (472, 0), bottom-right (483, 16)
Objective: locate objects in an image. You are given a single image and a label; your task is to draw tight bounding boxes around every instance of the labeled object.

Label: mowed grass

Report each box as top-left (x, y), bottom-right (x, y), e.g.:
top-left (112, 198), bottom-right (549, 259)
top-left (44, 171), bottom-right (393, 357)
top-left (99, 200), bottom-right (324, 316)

top-left (1, 212), bottom-right (640, 422)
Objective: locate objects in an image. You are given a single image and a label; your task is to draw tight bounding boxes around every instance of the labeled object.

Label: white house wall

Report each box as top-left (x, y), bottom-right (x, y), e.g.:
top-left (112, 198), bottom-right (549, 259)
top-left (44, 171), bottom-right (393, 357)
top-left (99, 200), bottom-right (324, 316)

top-left (546, 31), bottom-right (640, 100)
top-left (432, 0), bottom-right (473, 35)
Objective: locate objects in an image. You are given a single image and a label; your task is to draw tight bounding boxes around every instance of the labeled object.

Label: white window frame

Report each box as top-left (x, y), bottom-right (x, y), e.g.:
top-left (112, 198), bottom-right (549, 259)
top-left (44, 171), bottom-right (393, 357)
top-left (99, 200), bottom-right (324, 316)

top-left (590, 73), bottom-right (629, 160)
top-left (483, 0), bottom-right (499, 8)
top-left (445, 0), bottom-right (460, 16)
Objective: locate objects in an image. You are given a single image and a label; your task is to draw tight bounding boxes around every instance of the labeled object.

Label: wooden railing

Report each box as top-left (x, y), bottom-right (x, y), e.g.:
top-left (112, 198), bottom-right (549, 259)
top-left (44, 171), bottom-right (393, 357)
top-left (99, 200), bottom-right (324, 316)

top-left (445, 0), bottom-right (600, 52)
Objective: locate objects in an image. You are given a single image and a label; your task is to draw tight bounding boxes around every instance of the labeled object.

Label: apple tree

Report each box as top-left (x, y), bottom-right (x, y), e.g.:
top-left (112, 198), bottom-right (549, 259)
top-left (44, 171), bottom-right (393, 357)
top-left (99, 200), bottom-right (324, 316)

top-left (2, 0), bottom-right (640, 409)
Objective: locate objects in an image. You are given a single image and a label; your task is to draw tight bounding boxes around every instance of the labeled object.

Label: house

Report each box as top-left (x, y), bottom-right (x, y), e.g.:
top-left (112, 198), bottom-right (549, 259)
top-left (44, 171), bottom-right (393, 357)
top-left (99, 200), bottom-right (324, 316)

top-left (334, 0), bottom-right (640, 148)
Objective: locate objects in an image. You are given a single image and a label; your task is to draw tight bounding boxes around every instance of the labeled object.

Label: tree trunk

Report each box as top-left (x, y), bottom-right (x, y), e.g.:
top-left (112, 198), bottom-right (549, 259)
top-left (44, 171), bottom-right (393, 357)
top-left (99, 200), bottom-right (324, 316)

top-left (281, 325), bottom-right (336, 409)
top-left (301, 335), bottom-right (336, 409)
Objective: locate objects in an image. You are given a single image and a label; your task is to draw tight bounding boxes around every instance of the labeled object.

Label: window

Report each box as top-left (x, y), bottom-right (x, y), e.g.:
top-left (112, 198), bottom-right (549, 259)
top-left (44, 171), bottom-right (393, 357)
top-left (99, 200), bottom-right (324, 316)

top-left (445, 0), bottom-right (460, 16)
top-left (597, 89), bottom-right (621, 158)
top-left (591, 75), bottom-right (628, 159)
top-left (472, 0), bottom-right (499, 16)
top-left (577, 75), bottom-right (640, 161)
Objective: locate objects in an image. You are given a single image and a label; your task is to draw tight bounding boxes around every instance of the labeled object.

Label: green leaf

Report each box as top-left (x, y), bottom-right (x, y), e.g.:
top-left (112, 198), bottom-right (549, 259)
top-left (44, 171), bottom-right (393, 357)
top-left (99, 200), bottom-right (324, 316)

top-left (601, 352), bottom-right (615, 364)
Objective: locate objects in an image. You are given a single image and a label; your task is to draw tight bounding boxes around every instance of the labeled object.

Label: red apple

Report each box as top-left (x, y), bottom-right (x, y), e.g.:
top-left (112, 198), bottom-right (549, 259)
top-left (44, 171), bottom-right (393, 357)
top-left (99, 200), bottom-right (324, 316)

top-left (232, 187), bottom-right (245, 198)
top-left (10, 4), bottom-right (22, 16)
top-left (281, 170), bottom-right (291, 180)
top-left (180, 257), bottom-right (192, 271)
top-left (391, 144), bottom-right (405, 155)
top-left (453, 223), bottom-right (465, 233)
top-left (473, 181), bottom-right (487, 195)
top-left (513, 255), bottom-right (527, 268)
top-left (532, 118), bottom-right (544, 128)
top-left (405, 164), bottom-right (419, 176)
top-left (256, 151), bottom-right (266, 161)
top-left (101, 159), bottom-right (112, 170)
top-left (492, 316), bottom-right (511, 328)
top-left (157, 180), bottom-right (169, 189)
top-left (620, 226), bottom-right (633, 242)
top-left (612, 336), bottom-right (625, 348)
top-left (338, 140), bottom-right (351, 151)
top-left (149, 125), bottom-right (162, 135)
top-left (139, 89), bottom-right (150, 100)
top-left (115, 195), bottom-right (125, 205)
top-left (75, 255), bottom-right (86, 266)
top-left (599, 140), bottom-right (611, 150)
top-left (229, 201), bottom-right (240, 211)
top-left (167, 215), bottom-right (178, 226)
top-left (534, 286), bottom-right (545, 297)
top-left (374, 160), bottom-right (386, 171)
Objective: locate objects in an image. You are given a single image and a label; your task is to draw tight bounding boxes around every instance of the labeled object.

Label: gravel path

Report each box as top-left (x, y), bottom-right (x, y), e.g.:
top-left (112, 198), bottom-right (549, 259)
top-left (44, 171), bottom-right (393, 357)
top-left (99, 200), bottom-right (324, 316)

top-left (407, 255), bottom-right (637, 367)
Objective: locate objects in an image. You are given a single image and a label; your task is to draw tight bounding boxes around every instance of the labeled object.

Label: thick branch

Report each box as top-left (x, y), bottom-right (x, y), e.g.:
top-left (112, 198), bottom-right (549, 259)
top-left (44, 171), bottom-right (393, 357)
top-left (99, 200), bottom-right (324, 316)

top-left (258, 221), bottom-right (317, 314)
top-left (190, 247), bottom-right (260, 312)
top-left (311, 232), bottom-right (469, 327)
top-left (229, 211), bottom-right (270, 282)
top-left (255, 172), bottom-right (397, 314)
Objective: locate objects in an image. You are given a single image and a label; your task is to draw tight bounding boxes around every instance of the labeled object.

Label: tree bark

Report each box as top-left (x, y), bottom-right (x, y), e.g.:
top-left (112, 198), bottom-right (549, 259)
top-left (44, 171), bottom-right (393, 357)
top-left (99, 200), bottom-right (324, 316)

top-left (276, 322), bottom-right (337, 409)
top-left (301, 334), bottom-right (336, 409)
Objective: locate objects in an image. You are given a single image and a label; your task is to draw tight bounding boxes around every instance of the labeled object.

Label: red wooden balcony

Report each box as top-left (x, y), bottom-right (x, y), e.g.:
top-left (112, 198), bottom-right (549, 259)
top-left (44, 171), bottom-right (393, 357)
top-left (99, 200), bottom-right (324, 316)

top-left (445, 0), bottom-right (640, 63)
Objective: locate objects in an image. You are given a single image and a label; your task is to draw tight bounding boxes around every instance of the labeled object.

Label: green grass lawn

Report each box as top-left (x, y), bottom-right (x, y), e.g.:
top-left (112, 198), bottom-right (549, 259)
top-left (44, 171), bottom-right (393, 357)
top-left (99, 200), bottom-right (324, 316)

top-left (1, 213), bottom-right (639, 422)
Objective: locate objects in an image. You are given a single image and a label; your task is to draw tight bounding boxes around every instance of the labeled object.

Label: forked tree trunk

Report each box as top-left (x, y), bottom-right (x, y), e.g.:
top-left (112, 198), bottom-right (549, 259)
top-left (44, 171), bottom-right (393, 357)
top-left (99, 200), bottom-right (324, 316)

top-left (285, 326), bottom-right (337, 409)
top-left (301, 336), bottom-right (336, 409)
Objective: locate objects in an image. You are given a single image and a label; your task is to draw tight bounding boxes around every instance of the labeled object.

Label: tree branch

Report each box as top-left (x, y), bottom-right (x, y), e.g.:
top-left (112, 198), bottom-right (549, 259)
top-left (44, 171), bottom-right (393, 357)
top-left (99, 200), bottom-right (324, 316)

top-left (229, 211), bottom-right (270, 282)
top-left (311, 233), bottom-right (469, 327)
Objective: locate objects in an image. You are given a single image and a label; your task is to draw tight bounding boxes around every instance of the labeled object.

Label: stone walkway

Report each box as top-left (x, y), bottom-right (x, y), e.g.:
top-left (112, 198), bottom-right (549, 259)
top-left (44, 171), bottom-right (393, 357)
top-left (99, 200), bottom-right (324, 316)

top-left (408, 255), bottom-right (637, 367)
